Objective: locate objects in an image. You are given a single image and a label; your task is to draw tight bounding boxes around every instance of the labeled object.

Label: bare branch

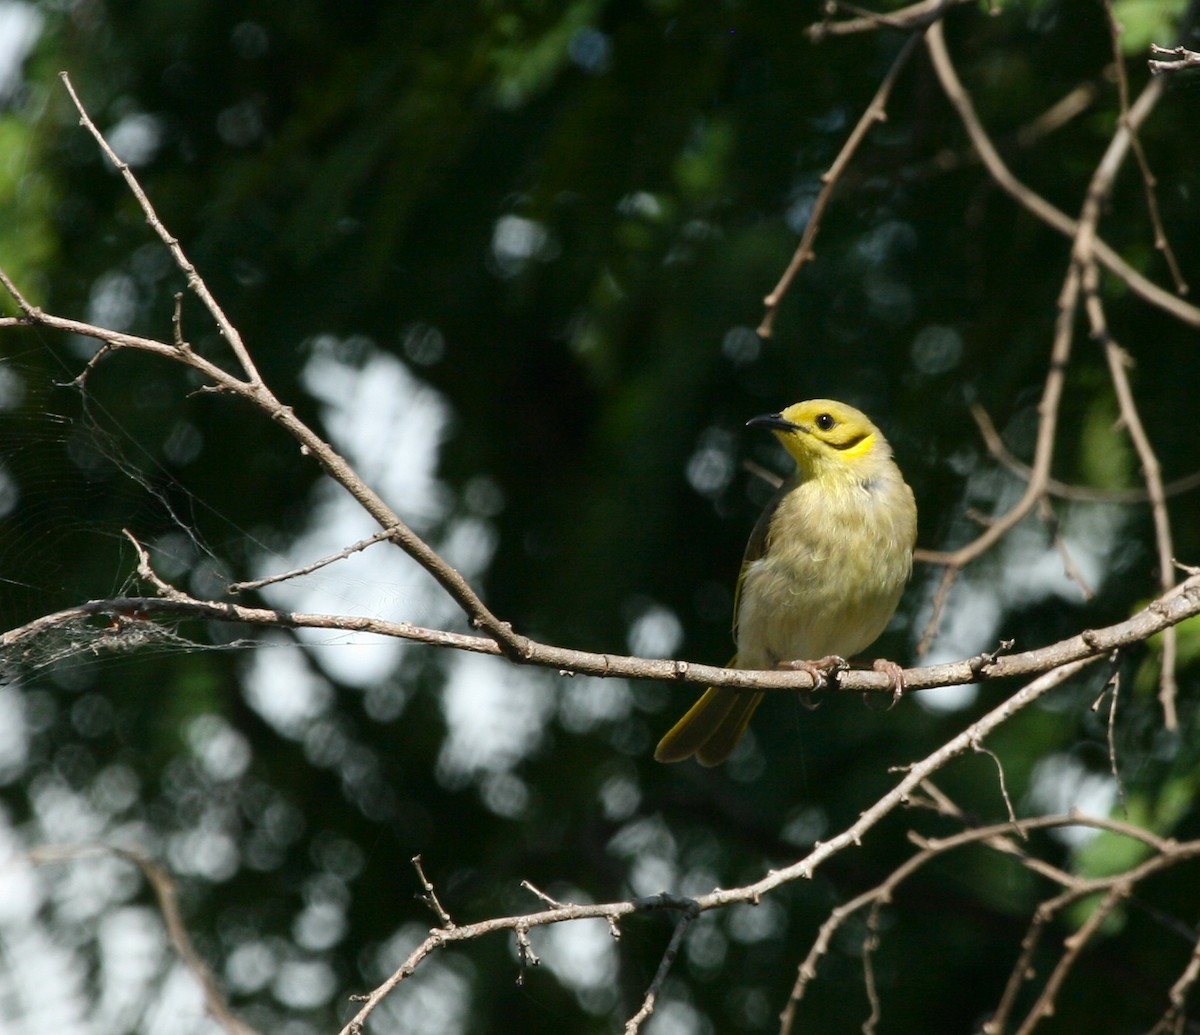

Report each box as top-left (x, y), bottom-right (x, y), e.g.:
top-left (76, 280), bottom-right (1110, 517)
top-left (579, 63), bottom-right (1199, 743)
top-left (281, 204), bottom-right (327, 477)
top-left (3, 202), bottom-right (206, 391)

top-left (806, 0), bottom-right (974, 40)
top-left (1149, 929), bottom-right (1200, 1033)
top-left (967, 403), bottom-right (1200, 504)
top-left (1100, 333), bottom-right (1178, 728)
top-left (917, 18), bottom-right (1192, 664)
top-left (758, 31), bottom-right (923, 337)
top-left (5, 564), bottom-right (1200, 699)
top-left (228, 527), bottom-right (402, 594)
top-left (782, 810), bottom-right (1193, 1035)
top-left (58, 72), bottom-right (266, 385)
top-left (925, 23), bottom-right (1200, 328)
top-left (1149, 43), bottom-right (1200, 74)
top-left (1102, 5), bottom-right (1189, 295)
top-left (972, 740), bottom-right (1021, 830)
top-left (624, 902), bottom-right (700, 1034)
top-left (1091, 653), bottom-right (1128, 815)
top-left (1057, 12), bottom-right (1182, 727)
top-left (344, 659), bottom-right (1100, 1032)
top-left (1012, 882), bottom-right (1127, 1034)
top-left (0, 269), bottom-right (525, 665)
top-left (0, 79), bottom-right (535, 666)
top-left (411, 855), bottom-right (455, 929)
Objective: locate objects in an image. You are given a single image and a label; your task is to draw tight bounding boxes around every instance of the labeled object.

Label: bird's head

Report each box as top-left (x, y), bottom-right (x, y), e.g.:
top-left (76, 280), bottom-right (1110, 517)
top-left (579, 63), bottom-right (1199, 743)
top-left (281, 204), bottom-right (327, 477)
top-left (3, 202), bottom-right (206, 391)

top-left (746, 399), bottom-right (890, 477)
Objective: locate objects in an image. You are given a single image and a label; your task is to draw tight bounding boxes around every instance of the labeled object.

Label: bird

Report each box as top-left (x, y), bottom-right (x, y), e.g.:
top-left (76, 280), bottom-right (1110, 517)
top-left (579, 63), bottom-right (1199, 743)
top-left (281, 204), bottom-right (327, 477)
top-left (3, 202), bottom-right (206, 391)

top-left (654, 399), bottom-right (917, 766)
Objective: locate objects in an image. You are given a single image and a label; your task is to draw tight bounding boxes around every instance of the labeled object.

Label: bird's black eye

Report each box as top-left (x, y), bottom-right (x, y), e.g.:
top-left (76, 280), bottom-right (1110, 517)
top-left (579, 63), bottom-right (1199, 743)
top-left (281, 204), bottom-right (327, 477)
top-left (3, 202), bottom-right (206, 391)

top-left (815, 413), bottom-right (836, 431)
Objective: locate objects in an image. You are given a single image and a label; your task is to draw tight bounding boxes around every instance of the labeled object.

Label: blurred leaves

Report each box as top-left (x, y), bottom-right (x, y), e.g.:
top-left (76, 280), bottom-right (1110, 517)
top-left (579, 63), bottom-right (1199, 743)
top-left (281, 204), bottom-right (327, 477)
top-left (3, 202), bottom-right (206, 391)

top-left (1113, 0), bottom-right (1190, 53)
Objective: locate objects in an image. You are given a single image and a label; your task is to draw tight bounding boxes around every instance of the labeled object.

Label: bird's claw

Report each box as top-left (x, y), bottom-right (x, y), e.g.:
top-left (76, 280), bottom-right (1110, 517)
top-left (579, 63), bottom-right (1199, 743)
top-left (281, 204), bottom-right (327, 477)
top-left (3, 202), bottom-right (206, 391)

top-left (872, 658), bottom-right (905, 709)
top-left (779, 655), bottom-right (848, 709)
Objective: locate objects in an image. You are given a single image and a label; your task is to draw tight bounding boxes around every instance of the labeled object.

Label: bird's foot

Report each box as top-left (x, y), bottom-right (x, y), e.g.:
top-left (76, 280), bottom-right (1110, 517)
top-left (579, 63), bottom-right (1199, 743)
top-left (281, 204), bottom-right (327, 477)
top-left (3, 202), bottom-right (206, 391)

top-left (779, 655), bottom-right (848, 709)
top-left (872, 658), bottom-right (905, 709)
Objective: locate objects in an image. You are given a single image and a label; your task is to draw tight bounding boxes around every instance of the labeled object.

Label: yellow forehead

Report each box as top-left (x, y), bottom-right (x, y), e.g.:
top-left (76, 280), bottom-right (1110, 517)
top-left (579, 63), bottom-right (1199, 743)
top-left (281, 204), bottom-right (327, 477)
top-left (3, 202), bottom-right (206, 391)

top-left (778, 399), bottom-right (871, 427)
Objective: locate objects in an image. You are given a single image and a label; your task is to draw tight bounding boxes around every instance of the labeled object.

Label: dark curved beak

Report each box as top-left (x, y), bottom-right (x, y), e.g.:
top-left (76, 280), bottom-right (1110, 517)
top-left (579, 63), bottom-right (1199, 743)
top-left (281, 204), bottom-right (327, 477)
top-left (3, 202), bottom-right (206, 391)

top-left (746, 412), bottom-right (799, 432)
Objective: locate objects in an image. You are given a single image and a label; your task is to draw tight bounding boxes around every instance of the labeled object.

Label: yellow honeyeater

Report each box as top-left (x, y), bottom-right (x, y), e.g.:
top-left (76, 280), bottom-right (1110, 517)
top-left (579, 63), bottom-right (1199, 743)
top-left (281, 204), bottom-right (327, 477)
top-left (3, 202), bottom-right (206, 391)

top-left (655, 399), bottom-right (917, 766)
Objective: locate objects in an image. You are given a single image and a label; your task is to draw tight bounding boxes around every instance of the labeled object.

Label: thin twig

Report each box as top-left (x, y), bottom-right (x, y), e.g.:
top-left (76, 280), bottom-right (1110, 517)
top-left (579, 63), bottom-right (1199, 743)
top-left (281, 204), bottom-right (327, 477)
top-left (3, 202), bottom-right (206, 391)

top-left (807, 0), bottom-right (973, 40)
top-left (1091, 652), bottom-right (1127, 815)
top-left (759, 31), bottom-right (923, 337)
top-left (1148, 929), bottom-right (1200, 1033)
top-left (520, 880), bottom-right (568, 910)
top-left (968, 403), bottom-right (1200, 504)
top-left (1102, 337), bottom-right (1178, 728)
top-left (972, 740), bottom-right (1022, 832)
top-left (59, 72), bottom-right (265, 385)
top-left (1149, 43), bottom-right (1200, 74)
top-left (862, 907), bottom-right (884, 1034)
top-left (1016, 81), bottom-right (1101, 147)
top-left (1038, 495), bottom-right (1096, 600)
top-left (624, 903), bottom-right (700, 1034)
top-left (514, 922), bottom-right (540, 983)
top-left (228, 527), bottom-right (402, 593)
top-left (411, 855), bottom-right (455, 928)
top-left (1101, 2), bottom-right (1188, 294)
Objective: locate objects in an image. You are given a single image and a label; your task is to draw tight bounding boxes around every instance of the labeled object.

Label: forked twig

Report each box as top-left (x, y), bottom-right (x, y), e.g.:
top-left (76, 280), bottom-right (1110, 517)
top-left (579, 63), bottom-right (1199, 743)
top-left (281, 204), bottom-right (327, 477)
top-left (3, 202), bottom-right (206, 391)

top-left (1148, 43), bottom-right (1200, 74)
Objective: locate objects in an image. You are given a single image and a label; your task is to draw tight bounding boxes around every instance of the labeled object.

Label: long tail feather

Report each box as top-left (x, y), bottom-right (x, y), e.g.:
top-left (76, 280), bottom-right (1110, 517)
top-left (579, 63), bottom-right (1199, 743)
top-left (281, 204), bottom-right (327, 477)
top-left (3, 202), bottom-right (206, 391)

top-left (696, 691), bottom-right (763, 766)
top-left (654, 661), bottom-right (763, 765)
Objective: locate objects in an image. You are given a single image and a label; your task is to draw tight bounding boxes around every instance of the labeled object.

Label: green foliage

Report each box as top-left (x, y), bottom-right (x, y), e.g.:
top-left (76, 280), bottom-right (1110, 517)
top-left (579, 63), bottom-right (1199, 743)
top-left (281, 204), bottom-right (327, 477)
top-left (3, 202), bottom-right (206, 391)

top-left (0, 115), bottom-right (56, 302)
top-left (1079, 393), bottom-right (1133, 491)
top-left (1113, 0), bottom-right (1189, 54)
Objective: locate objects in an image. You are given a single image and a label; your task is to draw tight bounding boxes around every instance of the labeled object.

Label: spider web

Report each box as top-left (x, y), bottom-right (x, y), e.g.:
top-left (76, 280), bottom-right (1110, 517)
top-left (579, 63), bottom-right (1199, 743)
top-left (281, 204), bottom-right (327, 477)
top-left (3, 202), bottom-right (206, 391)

top-left (0, 324), bottom-right (467, 688)
top-left (0, 335), bottom-right (255, 680)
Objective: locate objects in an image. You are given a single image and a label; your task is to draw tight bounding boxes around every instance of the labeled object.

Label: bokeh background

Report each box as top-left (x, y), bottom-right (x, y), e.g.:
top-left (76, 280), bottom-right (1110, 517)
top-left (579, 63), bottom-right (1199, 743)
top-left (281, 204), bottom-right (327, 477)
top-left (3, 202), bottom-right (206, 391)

top-left (2, 0), bottom-right (1200, 1031)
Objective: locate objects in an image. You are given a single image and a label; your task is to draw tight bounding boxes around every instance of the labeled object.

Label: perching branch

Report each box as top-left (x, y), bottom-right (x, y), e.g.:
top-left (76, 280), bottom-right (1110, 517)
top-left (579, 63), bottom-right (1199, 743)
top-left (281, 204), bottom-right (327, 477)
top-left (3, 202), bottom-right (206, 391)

top-left (5, 553), bottom-right (1200, 699)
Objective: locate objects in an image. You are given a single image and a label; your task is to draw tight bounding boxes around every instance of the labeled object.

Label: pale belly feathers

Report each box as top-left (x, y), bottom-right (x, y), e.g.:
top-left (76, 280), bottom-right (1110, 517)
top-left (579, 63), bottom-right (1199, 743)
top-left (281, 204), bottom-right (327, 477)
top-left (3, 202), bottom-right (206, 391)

top-left (733, 475), bottom-right (914, 669)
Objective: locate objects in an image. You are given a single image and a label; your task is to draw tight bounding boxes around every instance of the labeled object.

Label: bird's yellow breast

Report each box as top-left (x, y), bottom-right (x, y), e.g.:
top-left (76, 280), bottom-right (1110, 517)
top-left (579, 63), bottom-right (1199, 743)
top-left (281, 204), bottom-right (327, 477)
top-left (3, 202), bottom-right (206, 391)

top-left (734, 471), bottom-right (915, 669)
